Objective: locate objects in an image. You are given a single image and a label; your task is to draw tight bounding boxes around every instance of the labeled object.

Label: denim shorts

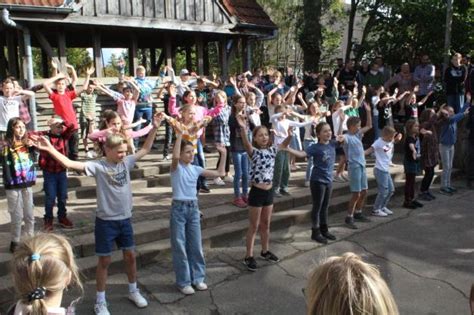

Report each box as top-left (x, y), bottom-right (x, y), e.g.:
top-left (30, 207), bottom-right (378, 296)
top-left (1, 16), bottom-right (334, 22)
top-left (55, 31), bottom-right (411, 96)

top-left (95, 217), bottom-right (135, 256)
top-left (348, 164), bottom-right (368, 192)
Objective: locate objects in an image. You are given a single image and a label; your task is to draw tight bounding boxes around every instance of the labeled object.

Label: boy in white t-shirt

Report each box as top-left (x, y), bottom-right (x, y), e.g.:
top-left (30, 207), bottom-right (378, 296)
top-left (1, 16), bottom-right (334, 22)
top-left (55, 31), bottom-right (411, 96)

top-left (365, 126), bottom-right (402, 217)
top-left (0, 79), bottom-right (34, 139)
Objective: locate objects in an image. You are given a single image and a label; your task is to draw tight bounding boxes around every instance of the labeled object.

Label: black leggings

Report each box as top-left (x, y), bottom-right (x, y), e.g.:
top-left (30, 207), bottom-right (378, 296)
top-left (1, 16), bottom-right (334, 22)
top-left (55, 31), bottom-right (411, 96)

top-left (420, 166), bottom-right (435, 192)
top-left (310, 181), bottom-right (332, 228)
top-left (405, 173), bottom-right (416, 202)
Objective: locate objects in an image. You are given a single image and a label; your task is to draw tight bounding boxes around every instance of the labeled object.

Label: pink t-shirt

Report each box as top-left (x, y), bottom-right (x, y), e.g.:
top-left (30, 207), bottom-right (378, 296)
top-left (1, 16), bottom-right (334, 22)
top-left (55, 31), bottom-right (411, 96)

top-left (117, 99), bottom-right (136, 125)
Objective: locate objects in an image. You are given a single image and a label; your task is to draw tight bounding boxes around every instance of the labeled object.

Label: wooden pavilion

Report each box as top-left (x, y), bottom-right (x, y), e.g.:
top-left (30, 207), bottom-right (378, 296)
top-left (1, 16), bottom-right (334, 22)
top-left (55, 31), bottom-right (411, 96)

top-left (0, 0), bottom-right (277, 84)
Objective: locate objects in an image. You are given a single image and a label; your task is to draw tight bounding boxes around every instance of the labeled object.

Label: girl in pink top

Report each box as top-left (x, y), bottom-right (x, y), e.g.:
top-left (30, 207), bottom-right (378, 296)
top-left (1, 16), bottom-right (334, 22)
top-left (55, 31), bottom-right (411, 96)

top-left (95, 79), bottom-right (140, 125)
top-left (89, 110), bottom-right (152, 154)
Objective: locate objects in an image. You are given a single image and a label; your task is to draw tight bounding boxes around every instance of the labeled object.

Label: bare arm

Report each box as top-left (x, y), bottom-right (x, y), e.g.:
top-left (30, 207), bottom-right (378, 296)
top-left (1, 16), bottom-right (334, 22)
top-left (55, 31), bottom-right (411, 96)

top-left (267, 86), bottom-right (278, 107)
top-left (43, 73), bottom-right (67, 95)
top-left (359, 104), bottom-right (372, 135)
top-left (31, 135), bottom-right (85, 171)
top-left (283, 146), bottom-right (307, 158)
top-left (66, 64), bottom-right (78, 88)
top-left (236, 114), bottom-right (253, 157)
top-left (170, 132), bottom-right (182, 173)
top-left (134, 113), bottom-right (162, 160)
top-left (202, 145), bottom-right (226, 178)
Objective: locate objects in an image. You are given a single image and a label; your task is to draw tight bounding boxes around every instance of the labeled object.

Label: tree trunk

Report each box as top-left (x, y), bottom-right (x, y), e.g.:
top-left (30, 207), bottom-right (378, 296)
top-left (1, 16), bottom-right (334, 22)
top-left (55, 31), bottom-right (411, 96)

top-left (299, 0), bottom-right (322, 72)
top-left (355, 0), bottom-right (381, 61)
top-left (345, 0), bottom-right (358, 62)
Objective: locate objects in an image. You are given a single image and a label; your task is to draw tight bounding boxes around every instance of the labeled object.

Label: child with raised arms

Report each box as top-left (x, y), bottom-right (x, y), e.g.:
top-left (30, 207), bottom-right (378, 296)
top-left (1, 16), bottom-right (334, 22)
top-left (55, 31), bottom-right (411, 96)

top-left (235, 113), bottom-right (293, 271)
top-left (32, 113), bottom-right (163, 315)
top-left (169, 123), bottom-right (227, 295)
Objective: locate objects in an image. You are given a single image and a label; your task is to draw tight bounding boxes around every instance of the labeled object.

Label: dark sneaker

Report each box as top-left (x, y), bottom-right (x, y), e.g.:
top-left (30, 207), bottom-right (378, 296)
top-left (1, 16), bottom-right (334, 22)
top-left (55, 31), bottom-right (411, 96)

top-left (273, 191), bottom-right (283, 198)
top-left (260, 251), bottom-right (280, 263)
top-left (403, 201), bottom-right (417, 209)
top-left (439, 187), bottom-right (453, 196)
top-left (43, 218), bottom-right (54, 232)
top-left (243, 257), bottom-right (257, 272)
top-left (311, 229), bottom-right (328, 244)
top-left (58, 216), bottom-right (74, 229)
top-left (354, 212), bottom-right (371, 222)
top-left (280, 190), bottom-right (291, 196)
top-left (199, 187), bottom-right (211, 194)
top-left (447, 186), bottom-right (457, 193)
top-left (9, 241), bottom-right (19, 253)
top-left (322, 230), bottom-right (337, 241)
top-left (345, 216), bottom-right (358, 229)
top-left (426, 191), bottom-right (436, 199)
top-left (418, 192), bottom-right (432, 201)
top-left (411, 200), bottom-right (424, 208)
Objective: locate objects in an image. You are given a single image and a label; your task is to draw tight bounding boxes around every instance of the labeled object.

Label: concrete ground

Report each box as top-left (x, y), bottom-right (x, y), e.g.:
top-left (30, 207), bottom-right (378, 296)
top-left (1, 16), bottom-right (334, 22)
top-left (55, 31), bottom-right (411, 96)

top-left (59, 179), bottom-right (473, 315)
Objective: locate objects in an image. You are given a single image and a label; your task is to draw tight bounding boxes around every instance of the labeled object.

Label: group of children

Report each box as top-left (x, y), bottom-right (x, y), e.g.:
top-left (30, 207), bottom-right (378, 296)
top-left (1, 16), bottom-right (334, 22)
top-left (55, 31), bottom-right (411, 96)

top-left (1, 58), bottom-right (472, 314)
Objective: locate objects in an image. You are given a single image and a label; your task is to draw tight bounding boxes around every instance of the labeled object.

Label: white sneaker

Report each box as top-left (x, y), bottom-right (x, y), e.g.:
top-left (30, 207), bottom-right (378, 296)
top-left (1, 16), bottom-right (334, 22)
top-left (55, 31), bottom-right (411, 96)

top-left (372, 209), bottom-right (388, 217)
top-left (304, 181), bottom-right (310, 187)
top-left (341, 173), bottom-right (349, 181)
top-left (86, 150), bottom-right (96, 159)
top-left (213, 177), bottom-right (226, 186)
top-left (382, 207), bottom-right (393, 215)
top-left (128, 290), bottom-right (148, 308)
top-left (179, 285), bottom-right (195, 295)
top-left (334, 175), bottom-right (345, 183)
top-left (94, 302), bottom-right (110, 315)
top-left (223, 175), bottom-right (234, 183)
top-left (194, 282), bottom-right (208, 291)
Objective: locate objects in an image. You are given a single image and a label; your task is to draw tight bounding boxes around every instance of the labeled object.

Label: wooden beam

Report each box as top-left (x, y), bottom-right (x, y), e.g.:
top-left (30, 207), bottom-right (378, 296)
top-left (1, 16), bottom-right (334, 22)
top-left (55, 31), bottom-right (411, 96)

top-left (150, 48), bottom-right (157, 75)
top-left (242, 37), bottom-right (251, 72)
top-left (0, 46), bottom-right (7, 79)
top-left (164, 35), bottom-right (173, 68)
top-left (203, 42), bottom-right (209, 75)
top-left (219, 39), bottom-right (228, 80)
top-left (6, 31), bottom-right (19, 78)
top-left (57, 30), bottom-right (67, 70)
top-left (129, 32), bottom-right (138, 76)
top-left (141, 48), bottom-right (148, 70)
top-left (196, 36), bottom-right (204, 75)
top-left (185, 46), bottom-right (192, 72)
top-left (156, 49), bottom-right (165, 71)
top-left (41, 49), bottom-right (49, 78)
top-left (93, 30), bottom-right (104, 77)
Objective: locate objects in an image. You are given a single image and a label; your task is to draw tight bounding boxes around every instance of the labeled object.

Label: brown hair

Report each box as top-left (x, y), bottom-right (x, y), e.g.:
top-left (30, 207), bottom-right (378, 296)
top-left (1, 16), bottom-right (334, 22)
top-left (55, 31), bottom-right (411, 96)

top-left (5, 117), bottom-right (28, 145)
top-left (252, 125), bottom-right (272, 149)
top-left (405, 119), bottom-right (419, 136)
top-left (347, 116), bottom-right (361, 129)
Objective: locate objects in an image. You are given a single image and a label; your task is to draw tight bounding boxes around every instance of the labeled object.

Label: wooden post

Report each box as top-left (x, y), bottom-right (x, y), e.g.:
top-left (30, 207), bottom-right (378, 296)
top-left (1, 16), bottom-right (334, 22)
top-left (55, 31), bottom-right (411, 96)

top-left (242, 37), bottom-right (251, 72)
top-left (150, 48), bottom-right (157, 75)
top-left (141, 48), bottom-right (148, 70)
top-left (164, 35), bottom-right (173, 68)
top-left (0, 45), bottom-right (7, 79)
top-left (196, 36), bottom-right (204, 75)
top-left (129, 33), bottom-right (138, 76)
top-left (185, 46), bottom-right (192, 71)
top-left (219, 39), bottom-right (228, 80)
top-left (92, 31), bottom-right (104, 77)
top-left (203, 42), bottom-right (209, 75)
top-left (41, 49), bottom-right (49, 78)
top-left (18, 30), bottom-right (25, 83)
top-left (57, 30), bottom-right (67, 70)
top-left (6, 31), bottom-right (19, 78)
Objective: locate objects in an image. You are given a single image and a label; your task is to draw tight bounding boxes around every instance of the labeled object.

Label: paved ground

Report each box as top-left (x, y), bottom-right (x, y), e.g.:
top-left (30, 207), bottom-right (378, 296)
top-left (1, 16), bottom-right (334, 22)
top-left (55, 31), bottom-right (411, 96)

top-left (53, 179), bottom-right (473, 315)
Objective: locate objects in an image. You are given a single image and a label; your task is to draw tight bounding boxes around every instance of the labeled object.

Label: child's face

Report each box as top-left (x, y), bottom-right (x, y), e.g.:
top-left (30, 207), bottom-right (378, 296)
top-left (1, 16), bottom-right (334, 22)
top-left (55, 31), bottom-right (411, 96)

top-left (56, 79), bottom-right (67, 93)
top-left (254, 128), bottom-right (270, 147)
top-left (86, 85), bottom-right (95, 94)
top-left (105, 143), bottom-right (128, 163)
top-left (180, 144), bottom-right (195, 164)
top-left (50, 123), bottom-right (63, 135)
top-left (215, 94), bottom-right (226, 104)
top-left (184, 92), bottom-right (196, 105)
top-left (123, 89), bottom-right (133, 99)
top-left (348, 122), bottom-right (361, 133)
top-left (2, 83), bottom-right (14, 97)
top-left (411, 123), bottom-right (420, 135)
top-left (234, 98), bottom-right (246, 112)
top-left (272, 94), bottom-right (282, 105)
top-left (136, 69), bottom-right (145, 79)
top-left (197, 81), bottom-right (205, 89)
top-left (182, 108), bottom-right (196, 123)
top-left (13, 122), bottom-right (26, 139)
top-left (107, 117), bottom-right (122, 130)
top-left (247, 94), bottom-right (256, 106)
top-left (382, 133), bottom-right (395, 142)
top-left (317, 125), bottom-right (332, 142)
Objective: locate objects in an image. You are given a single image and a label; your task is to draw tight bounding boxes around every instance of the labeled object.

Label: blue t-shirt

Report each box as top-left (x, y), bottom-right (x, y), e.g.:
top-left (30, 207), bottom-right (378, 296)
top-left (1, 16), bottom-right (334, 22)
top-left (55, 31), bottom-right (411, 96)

top-left (343, 131), bottom-right (365, 167)
top-left (170, 162), bottom-right (204, 201)
top-left (306, 141), bottom-right (336, 184)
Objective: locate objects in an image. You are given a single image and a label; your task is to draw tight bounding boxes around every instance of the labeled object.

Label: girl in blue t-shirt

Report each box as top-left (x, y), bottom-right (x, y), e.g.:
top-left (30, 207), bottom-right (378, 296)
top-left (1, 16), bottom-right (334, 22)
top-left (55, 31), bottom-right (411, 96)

top-left (169, 125), bottom-right (227, 295)
top-left (284, 122), bottom-right (343, 244)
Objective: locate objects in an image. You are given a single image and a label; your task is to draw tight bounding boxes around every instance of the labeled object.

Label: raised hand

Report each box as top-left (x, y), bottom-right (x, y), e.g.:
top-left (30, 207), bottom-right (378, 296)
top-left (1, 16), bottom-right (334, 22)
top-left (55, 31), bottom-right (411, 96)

top-left (364, 102), bottom-right (372, 112)
top-left (30, 135), bottom-right (53, 151)
top-left (86, 66), bottom-right (95, 76)
top-left (236, 113), bottom-right (247, 129)
top-left (395, 133), bottom-right (403, 142)
top-left (297, 92), bottom-right (304, 100)
top-left (215, 143), bottom-right (226, 154)
top-left (168, 84), bottom-right (176, 97)
top-left (51, 60), bottom-right (58, 69)
top-left (152, 112), bottom-right (163, 128)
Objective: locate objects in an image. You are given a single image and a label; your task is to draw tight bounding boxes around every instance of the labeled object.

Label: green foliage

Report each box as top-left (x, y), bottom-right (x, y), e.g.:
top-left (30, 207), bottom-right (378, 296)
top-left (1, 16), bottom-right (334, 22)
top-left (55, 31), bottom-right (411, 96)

top-left (357, 0), bottom-right (474, 66)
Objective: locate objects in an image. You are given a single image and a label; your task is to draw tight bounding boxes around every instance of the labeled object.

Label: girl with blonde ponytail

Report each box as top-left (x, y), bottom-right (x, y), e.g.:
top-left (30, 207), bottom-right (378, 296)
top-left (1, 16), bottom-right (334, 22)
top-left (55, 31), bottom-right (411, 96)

top-left (8, 233), bottom-right (82, 315)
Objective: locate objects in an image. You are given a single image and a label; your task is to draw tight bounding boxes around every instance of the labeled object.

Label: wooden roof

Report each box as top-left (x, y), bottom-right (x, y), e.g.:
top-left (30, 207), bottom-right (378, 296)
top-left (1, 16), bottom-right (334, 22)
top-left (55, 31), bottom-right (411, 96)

top-left (0, 0), bottom-right (64, 6)
top-left (221, 0), bottom-right (276, 28)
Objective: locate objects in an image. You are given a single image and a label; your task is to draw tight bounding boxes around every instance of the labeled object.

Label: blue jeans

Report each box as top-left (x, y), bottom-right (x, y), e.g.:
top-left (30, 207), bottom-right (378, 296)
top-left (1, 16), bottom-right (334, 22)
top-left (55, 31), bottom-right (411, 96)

top-left (170, 200), bottom-right (206, 287)
top-left (43, 170), bottom-right (68, 219)
top-left (133, 105), bottom-right (153, 147)
top-left (373, 114), bottom-right (380, 140)
top-left (373, 168), bottom-right (394, 210)
top-left (304, 139), bottom-right (316, 182)
top-left (447, 94), bottom-right (465, 114)
top-left (195, 139), bottom-right (207, 189)
top-left (439, 144), bottom-right (454, 188)
top-left (232, 151), bottom-right (249, 197)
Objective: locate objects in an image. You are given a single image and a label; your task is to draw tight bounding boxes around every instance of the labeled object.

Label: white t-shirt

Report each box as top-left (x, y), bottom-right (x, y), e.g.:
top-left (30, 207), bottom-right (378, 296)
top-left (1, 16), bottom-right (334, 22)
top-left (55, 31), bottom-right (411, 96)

top-left (372, 138), bottom-right (394, 172)
top-left (0, 96), bottom-right (22, 131)
top-left (332, 110), bottom-right (348, 135)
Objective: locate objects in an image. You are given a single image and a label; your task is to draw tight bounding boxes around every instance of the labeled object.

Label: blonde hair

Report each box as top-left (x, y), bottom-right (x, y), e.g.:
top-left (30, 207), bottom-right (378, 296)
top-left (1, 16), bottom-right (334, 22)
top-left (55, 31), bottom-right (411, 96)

top-left (306, 252), bottom-right (399, 315)
top-left (11, 233), bottom-right (83, 315)
top-left (381, 126), bottom-right (396, 138)
top-left (215, 90), bottom-right (228, 104)
top-left (105, 134), bottom-right (127, 149)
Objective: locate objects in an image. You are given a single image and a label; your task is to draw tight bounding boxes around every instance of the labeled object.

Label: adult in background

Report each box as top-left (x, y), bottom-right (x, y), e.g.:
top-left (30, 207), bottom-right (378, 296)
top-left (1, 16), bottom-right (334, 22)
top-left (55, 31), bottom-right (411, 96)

top-left (414, 54), bottom-right (436, 110)
top-left (444, 53), bottom-right (467, 113)
top-left (375, 56), bottom-right (392, 84)
top-left (364, 62), bottom-right (385, 90)
top-left (338, 60), bottom-right (357, 92)
top-left (385, 62), bottom-right (415, 94)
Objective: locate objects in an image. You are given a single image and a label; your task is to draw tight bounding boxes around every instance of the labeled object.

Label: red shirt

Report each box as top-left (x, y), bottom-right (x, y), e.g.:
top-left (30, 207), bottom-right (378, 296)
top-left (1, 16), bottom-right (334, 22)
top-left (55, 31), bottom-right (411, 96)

top-left (49, 90), bottom-right (78, 129)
